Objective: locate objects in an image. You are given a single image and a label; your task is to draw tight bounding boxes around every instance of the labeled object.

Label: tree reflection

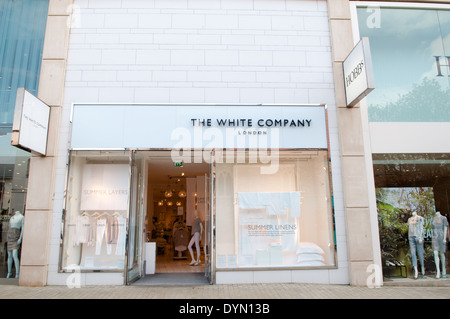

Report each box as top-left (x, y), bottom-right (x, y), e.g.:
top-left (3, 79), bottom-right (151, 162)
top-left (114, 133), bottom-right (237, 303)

top-left (369, 78), bottom-right (450, 122)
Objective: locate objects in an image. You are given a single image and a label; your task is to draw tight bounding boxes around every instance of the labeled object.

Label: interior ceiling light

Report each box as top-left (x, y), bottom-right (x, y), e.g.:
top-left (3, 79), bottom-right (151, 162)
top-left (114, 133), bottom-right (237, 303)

top-left (164, 189), bottom-right (173, 198)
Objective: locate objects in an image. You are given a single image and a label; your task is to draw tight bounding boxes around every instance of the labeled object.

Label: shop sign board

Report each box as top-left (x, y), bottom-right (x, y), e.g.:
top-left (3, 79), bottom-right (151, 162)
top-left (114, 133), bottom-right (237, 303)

top-left (11, 88), bottom-right (50, 156)
top-left (70, 104), bottom-right (328, 150)
top-left (343, 37), bottom-right (375, 107)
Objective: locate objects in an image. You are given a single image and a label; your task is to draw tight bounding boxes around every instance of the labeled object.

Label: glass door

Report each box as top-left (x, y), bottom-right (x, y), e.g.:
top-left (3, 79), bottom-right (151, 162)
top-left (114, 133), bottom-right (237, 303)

top-left (125, 150), bottom-right (145, 284)
top-left (204, 150), bottom-right (216, 284)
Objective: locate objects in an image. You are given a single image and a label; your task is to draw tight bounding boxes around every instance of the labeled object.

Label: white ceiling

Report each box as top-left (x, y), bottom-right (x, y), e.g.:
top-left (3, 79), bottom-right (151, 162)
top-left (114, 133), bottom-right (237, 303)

top-left (143, 150), bottom-right (209, 185)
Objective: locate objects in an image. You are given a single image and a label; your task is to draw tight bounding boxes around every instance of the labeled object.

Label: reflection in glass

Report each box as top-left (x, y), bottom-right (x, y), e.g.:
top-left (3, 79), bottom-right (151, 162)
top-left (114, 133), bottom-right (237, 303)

top-left (0, 0), bottom-right (49, 125)
top-left (357, 7), bottom-right (450, 122)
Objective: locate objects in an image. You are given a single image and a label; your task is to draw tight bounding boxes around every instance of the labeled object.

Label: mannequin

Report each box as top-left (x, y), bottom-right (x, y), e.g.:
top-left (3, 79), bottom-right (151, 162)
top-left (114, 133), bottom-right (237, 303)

top-left (188, 210), bottom-right (203, 266)
top-left (431, 211), bottom-right (448, 279)
top-left (7, 211), bottom-right (24, 278)
top-left (407, 211), bottom-right (425, 279)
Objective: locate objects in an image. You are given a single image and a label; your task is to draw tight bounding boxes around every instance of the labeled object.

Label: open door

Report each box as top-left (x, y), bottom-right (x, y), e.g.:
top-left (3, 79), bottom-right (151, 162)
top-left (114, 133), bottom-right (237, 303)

top-left (125, 150), bottom-right (145, 284)
top-left (204, 150), bottom-right (215, 284)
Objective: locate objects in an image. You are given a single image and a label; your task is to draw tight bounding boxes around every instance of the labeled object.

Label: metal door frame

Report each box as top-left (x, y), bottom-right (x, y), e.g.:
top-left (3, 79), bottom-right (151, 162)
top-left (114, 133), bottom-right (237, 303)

top-left (204, 149), bottom-right (216, 284)
top-left (124, 150), bottom-right (145, 285)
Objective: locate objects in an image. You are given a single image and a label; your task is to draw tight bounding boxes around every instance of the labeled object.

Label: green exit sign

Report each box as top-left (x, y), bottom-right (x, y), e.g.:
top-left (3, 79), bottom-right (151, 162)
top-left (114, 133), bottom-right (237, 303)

top-left (173, 162), bottom-right (183, 167)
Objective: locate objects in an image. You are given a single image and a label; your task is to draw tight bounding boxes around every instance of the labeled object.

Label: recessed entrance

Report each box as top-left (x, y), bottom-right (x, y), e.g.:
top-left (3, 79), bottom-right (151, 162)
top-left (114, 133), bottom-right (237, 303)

top-left (132, 151), bottom-right (211, 285)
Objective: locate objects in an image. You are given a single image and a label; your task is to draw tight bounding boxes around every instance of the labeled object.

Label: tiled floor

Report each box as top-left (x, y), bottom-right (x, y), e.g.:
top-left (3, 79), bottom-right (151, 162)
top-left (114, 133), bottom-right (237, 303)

top-left (134, 273), bottom-right (209, 286)
top-left (155, 245), bottom-right (204, 274)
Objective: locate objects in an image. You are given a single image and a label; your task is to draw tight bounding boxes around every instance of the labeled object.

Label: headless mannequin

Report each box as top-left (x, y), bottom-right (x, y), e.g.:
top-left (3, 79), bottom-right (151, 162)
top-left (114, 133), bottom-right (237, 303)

top-left (407, 211), bottom-right (425, 279)
top-left (188, 210), bottom-right (203, 266)
top-left (7, 211), bottom-right (24, 278)
top-left (431, 211), bottom-right (448, 279)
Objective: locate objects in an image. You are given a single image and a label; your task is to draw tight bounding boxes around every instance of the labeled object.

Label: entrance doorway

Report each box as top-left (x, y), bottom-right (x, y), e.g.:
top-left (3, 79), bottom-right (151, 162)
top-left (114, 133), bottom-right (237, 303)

top-left (131, 151), bottom-right (213, 285)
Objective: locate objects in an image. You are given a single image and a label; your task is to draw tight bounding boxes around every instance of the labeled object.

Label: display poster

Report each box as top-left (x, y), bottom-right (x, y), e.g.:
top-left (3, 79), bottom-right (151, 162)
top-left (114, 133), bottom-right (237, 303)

top-left (80, 164), bottom-right (130, 211)
top-left (237, 192), bottom-right (300, 267)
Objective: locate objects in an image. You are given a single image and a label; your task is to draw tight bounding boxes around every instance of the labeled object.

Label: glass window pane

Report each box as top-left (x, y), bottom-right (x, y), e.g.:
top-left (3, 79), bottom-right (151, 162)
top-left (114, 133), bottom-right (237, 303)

top-left (215, 151), bottom-right (336, 269)
top-left (60, 151), bottom-right (130, 272)
top-left (373, 153), bottom-right (450, 279)
top-left (438, 10), bottom-right (450, 59)
top-left (0, 139), bottom-right (29, 278)
top-left (0, 0), bottom-right (48, 279)
top-left (0, 0), bottom-right (49, 125)
top-left (357, 7), bottom-right (450, 122)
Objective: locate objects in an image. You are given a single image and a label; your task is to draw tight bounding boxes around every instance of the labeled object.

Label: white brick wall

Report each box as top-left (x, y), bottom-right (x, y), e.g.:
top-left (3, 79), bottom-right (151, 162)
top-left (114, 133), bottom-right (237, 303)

top-left (64, 0), bottom-right (334, 106)
top-left (49, 0), bottom-right (347, 286)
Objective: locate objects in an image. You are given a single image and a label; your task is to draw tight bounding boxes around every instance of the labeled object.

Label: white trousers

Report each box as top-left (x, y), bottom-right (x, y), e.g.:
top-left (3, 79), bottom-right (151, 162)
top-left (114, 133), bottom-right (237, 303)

top-left (96, 218), bottom-right (107, 255)
top-left (188, 232), bottom-right (201, 261)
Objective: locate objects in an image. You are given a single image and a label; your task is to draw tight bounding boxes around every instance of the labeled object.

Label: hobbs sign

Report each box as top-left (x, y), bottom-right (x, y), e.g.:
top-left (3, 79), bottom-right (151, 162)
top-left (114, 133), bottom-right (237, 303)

top-left (343, 37), bottom-right (375, 107)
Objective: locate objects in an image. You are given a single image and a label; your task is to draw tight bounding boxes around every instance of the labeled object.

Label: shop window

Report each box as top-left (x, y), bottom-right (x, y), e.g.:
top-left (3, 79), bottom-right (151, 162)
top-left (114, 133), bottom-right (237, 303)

top-left (356, 7), bottom-right (450, 122)
top-left (0, 146), bottom-right (29, 278)
top-left (215, 150), bottom-right (336, 269)
top-left (374, 153), bottom-right (450, 278)
top-left (60, 151), bottom-right (130, 272)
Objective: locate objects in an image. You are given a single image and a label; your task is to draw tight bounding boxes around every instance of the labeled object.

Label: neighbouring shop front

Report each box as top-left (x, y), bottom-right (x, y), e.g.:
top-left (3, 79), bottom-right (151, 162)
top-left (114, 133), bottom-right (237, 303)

top-left (354, 3), bottom-right (450, 281)
top-left (58, 103), bottom-right (338, 285)
top-left (0, 0), bottom-right (49, 281)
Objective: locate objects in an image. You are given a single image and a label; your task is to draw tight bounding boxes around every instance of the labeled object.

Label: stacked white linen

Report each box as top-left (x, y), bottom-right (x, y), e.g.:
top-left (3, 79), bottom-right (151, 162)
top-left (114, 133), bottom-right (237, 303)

top-left (296, 242), bottom-right (325, 266)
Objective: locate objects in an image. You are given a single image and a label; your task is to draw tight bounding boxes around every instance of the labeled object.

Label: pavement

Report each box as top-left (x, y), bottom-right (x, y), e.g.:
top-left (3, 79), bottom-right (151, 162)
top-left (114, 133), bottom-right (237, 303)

top-left (0, 277), bottom-right (447, 318)
top-left (0, 277), bottom-right (448, 300)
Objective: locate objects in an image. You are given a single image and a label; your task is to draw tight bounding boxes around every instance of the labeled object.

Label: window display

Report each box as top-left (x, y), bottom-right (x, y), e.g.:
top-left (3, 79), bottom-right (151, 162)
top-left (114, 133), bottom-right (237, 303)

top-left (408, 212), bottom-right (425, 279)
top-left (374, 153), bottom-right (450, 279)
top-left (0, 148), bottom-right (29, 278)
top-left (215, 150), bottom-right (336, 269)
top-left (431, 212), bottom-right (448, 279)
top-left (6, 210), bottom-right (23, 278)
top-left (60, 151), bottom-right (130, 272)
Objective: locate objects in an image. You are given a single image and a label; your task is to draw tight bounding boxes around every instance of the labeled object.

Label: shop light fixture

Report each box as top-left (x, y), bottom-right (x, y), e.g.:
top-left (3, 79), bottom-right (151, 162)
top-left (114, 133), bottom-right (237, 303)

top-left (164, 189), bottom-right (173, 198)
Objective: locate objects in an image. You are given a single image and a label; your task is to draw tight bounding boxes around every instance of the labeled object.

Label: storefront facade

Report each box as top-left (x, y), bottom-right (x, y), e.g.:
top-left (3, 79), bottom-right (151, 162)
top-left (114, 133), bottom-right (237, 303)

top-left (0, 0), bottom-right (49, 280)
top-left (352, 2), bottom-right (450, 281)
top-left (18, 0), bottom-right (368, 287)
top-left (59, 103), bottom-right (339, 285)
top-left (47, 0), bottom-right (356, 287)
top-left (14, 0), bottom-right (448, 288)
